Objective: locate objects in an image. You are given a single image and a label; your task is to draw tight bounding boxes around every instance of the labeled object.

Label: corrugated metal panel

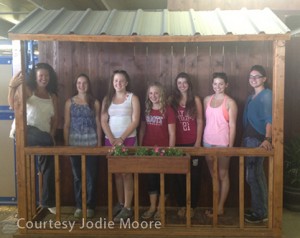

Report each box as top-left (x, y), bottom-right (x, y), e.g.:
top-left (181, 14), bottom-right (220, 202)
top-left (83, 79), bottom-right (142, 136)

top-left (8, 8), bottom-right (290, 41)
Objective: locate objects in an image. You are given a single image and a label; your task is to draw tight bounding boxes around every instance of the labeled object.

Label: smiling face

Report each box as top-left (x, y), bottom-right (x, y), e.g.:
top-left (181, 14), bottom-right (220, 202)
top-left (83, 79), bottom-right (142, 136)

top-left (35, 69), bottom-right (50, 88)
top-left (212, 77), bottom-right (228, 94)
top-left (148, 86), bottom-right (161, 105)
top-left (76, 76), bottom-right (89, 94)
top-left (249, 70), bottom-right (266, 89)
top-left (113, 73), bottom-right (128, 92)
top-left (177, 77), bottom-right (189, 94)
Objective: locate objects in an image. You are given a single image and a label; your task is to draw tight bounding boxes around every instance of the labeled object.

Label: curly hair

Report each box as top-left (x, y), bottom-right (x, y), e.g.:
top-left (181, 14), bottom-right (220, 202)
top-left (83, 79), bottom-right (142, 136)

top-left (27, 63), bottom-right (58, 95)
top-left (145, 81), bottom-right (166, 116)
top-left (103, 69), bottom-right (131, 112)
top-left (170, 72), bottom-right (196, 118)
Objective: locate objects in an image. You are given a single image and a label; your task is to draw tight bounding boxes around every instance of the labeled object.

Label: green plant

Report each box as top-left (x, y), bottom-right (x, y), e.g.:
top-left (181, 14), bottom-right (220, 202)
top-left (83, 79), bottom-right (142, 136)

top-left (135, 146), bottom-right (184, 157)
top-left (284, 136), bottom-right (300, 187)
top-left (110, 145), bottom-right (129, 156)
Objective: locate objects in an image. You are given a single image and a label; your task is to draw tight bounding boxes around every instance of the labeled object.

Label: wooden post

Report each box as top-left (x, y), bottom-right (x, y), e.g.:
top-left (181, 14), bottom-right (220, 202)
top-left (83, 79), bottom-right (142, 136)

top-left (272, 40), bottom-right (286, 236)
top-left (12, 40), bottom-right (27, 233)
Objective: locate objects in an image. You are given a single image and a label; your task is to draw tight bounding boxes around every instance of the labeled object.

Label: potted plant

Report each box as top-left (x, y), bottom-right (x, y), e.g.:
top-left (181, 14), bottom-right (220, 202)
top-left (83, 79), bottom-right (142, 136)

top-left (283, 136), bottom-right (300, 211)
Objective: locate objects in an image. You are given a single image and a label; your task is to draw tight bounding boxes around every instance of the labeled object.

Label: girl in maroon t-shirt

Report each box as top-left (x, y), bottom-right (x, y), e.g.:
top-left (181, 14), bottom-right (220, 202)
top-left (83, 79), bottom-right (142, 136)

top-left (139, 81), bottom-right (176, 220)
top-left (169, 72), bottom-right (204, 218)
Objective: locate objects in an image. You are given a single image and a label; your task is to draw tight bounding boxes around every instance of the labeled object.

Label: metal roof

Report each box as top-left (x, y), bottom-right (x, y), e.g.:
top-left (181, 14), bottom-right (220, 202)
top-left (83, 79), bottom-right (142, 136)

top-left (8, 8), bottom-right (291, 42)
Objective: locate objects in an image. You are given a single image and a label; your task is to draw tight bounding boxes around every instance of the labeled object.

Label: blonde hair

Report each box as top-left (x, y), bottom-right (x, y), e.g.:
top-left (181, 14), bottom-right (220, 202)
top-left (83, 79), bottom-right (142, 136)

top-left (145, 81), bottom-right (167, 116)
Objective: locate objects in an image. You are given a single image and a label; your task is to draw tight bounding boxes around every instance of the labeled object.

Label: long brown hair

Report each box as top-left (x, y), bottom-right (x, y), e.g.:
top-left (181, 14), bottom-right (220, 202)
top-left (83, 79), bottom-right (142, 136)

top-left (74, 73), bottom-right (95, 111)
top-left (171, 72), bottom-right (196, 117)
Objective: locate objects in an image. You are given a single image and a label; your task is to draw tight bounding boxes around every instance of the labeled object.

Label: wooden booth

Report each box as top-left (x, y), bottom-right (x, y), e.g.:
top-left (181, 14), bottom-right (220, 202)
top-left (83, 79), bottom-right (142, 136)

top-left (9, 8), bottom-right (290, 237)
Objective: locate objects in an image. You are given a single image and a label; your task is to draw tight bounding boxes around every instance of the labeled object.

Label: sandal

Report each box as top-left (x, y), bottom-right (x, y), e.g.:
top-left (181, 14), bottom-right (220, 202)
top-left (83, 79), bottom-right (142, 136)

top-left (178, 207), bottom-right (195, 218)
top-left (177, 207), bottom-right (186, 218)
top-left (141, 209), bottom-right (156, 219)
top-left (205, 208), bottom-right (224, 218)
top-left (154, 211), bottom-right (161, 221)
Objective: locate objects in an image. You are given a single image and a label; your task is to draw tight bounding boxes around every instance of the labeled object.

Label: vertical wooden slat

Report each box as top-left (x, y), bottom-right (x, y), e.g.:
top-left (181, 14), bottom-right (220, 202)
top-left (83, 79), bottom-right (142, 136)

top-left (25, 155), bottom-right (31, 220)
top-left (134, 173), bottom-right (139, 221)
top-left (186, 170), bottom-right (191, 227)
top-left (239, 156), bottom-right (245, 228)
top-left (160, 173), bottom-right (165, 227)
top-left (268, 156), bottom-right (274, 228)
top-left (212, 155), bottom-right (219, 227)
top-left (272, 40), bottom-right (286, 236)
top-left (54, 155), bottom-right (61, 221)
top-left (81, 155), bottom-right (87, 220)
top-left (30, 155), bottom-right (36, 216)
top-left (108, 172), bottom-right (113, 221)
top-left (38, 170), bottom-right (43, 207)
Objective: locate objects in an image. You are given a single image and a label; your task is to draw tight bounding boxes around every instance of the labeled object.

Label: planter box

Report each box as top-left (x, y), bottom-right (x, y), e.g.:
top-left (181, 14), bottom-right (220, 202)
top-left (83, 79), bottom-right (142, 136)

top-left (107, 153), bottom-right (191, 226)
top-left (107, 153), bottom-right (191, 174)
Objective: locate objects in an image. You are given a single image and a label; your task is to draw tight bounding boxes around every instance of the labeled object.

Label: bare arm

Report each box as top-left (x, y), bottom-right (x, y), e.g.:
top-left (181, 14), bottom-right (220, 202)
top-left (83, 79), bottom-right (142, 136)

top-left (100, 97), bottom-right (115, 145)
top-left (8, 71), bottom-right (30, 110)
top-left (94, 99), bottom-right (102, 146)
top-left (168, 123), bottom-right (176, 147)
top-left (63, 99), bottom-right (71, 146)
top-left (228, 97), bottom-right (238, 147)
top-left (50, 94), bottom-right (58, 143)
top-left (139, 121), bottom-right (146, 146)
top-left (194, 96), bottom-right (203, 147)
top-left (203, 96), bottom-right (210, 114)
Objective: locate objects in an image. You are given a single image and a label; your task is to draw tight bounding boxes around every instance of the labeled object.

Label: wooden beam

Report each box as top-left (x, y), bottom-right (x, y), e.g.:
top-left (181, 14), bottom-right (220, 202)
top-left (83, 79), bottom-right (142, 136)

top-left (12, 40), bottom-right (27, 233)
top-left (8, 33), bottom-right (291, 43)
top-left (272, 39), bottom-right (286, 236)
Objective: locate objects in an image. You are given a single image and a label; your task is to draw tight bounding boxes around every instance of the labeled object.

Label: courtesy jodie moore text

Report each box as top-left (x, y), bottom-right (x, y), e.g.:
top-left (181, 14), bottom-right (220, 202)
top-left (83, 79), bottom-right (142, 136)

top-left (17, 217), bottom-right (162, 232)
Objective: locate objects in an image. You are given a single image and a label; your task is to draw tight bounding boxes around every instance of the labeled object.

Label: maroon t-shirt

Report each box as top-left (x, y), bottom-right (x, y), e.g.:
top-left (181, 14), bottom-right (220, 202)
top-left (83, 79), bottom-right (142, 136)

top-left (176, 105), bottom-right (197, 145)
top-left (142, 106), bottom-right (176, 146)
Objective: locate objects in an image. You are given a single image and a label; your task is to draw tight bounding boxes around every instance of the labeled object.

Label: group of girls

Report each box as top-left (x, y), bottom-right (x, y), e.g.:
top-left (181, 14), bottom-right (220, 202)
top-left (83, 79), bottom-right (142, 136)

top-left (8, 64), bottom-right (271, 225)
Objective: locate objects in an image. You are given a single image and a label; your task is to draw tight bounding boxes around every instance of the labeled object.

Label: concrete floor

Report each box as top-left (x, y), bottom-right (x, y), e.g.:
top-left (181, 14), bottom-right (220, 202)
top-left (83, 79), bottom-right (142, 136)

top-left (0, 206), bottom-right (299, 238)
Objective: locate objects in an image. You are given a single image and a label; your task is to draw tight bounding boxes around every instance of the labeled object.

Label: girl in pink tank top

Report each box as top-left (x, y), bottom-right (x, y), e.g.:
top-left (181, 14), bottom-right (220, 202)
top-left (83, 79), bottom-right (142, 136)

top-left (203, 72), bottom-right (238, 218)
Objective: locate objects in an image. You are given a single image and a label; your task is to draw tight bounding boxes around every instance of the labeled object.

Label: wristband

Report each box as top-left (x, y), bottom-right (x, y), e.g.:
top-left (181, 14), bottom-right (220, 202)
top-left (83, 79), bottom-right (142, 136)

top-left (264, 137), bottom-right (272, 143)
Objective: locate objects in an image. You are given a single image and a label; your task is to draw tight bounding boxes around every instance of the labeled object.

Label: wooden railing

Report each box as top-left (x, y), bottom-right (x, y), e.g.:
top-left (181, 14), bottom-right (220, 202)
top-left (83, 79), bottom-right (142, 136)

top-left (17, 146), bottom-right (278, 237)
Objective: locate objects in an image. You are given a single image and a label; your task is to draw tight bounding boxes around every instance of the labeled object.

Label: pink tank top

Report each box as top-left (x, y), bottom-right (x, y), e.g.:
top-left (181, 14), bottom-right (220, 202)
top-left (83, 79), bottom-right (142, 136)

top-left (203, 96), bottom-right (229, 146)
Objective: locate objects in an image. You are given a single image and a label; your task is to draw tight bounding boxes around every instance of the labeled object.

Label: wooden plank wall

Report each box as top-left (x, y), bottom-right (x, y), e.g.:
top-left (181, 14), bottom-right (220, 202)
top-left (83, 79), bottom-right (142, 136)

top-left (38, 41), bottom-right (273, 207)
top-left (285, 37), bottom-right (300, 141)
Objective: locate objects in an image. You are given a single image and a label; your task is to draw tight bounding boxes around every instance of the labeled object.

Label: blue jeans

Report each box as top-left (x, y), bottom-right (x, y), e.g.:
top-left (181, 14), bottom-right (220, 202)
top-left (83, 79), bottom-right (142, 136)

top-left (26, 125), bottom-right (55, 207)
top-left (70, 155), bottom-right (98, 209)
top-left (243, 137), bottom-right (268, 218)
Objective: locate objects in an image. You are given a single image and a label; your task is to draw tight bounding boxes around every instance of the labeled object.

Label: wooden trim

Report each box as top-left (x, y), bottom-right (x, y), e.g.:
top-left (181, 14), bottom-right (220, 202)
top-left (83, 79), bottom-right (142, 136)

top-left (8, 33), bottom-right (291, 43)
top-left (271, 40), bottom-right (286, 236)
top-left (24, 146), bottom-right (273, 157)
